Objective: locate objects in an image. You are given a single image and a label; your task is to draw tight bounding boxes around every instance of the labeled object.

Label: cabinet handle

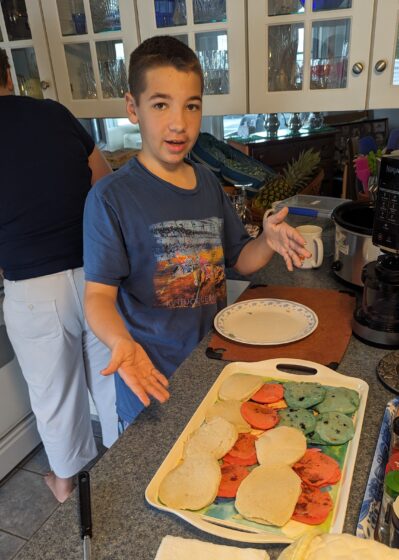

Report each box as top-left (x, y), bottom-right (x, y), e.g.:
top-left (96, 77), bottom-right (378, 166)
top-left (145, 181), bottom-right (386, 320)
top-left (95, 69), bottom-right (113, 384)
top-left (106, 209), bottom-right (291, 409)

top-left (40, 80), bottom-right (50, 90)
top-left (352, 62), bottom-right (364, 75)
top-left (375, 59), bottom-right (387, 73)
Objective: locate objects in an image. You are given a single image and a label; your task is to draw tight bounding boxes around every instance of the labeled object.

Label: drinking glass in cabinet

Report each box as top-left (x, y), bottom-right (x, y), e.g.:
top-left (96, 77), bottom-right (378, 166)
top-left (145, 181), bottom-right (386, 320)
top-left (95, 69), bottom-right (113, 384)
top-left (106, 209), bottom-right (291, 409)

top-left (193, 0), bottom-right (226, 24)
top-left (154, 0), bottom-right (187, 28)
top-left (196, 31), bottom-right (229, 95)
top-left (312, 0), bottom-right (352, 11)
top-left (310, 19), bottom-right (350, 90)
top-left (11, 47), bottom-right (43, 98)
top-left (1, 0), bottom-right (31, 41)
top-left (268, 24), bottom-right (304, 92)
top-left (90, 0), bottom-right (121, 33)
top-left (56, 0), bottom-right (86, 36)
top-left (268, 0), bottom-right (304, 16)
top-left (96, 40), bottom-right (127, 98)
top-left (64, 43), bottom-right (97, 99)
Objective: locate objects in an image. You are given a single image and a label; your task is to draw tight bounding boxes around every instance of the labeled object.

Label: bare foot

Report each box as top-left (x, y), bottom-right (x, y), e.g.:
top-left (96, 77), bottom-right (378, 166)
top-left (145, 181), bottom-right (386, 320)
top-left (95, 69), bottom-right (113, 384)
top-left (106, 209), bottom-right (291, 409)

top-left (45, 472), bottom-right (75, 503)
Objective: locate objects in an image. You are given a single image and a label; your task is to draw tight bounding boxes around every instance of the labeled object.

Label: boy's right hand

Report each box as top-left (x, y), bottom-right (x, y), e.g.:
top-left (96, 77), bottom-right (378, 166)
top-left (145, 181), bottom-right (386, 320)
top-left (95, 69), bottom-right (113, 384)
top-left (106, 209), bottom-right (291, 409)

top-left (101, 338), bottom-right (170, 407)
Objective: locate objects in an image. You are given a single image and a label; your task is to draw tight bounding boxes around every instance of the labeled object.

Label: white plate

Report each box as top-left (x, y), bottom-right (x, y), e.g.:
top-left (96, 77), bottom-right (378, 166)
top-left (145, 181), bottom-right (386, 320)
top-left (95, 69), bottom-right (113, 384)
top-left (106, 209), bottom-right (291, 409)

top-left (145, 358), bottom-right (369, 544)
top-left (214, 298), bottom-right (318, 345)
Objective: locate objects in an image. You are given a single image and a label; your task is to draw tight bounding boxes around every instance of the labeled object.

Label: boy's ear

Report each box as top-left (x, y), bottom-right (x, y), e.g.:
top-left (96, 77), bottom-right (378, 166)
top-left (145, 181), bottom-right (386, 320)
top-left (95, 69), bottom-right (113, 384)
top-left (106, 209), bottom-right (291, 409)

top-left (125, 92), bottom-right (139, 124)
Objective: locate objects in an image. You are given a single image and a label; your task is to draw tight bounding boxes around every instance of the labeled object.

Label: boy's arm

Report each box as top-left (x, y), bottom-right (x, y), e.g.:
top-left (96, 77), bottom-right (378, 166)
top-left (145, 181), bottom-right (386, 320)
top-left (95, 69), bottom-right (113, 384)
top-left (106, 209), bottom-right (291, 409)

top-left (88, 146), bottom-right (113, 185)
top-left (234, 207), bottom-right (311, 275)
top-left (84, 281), bottom-right (169, 406)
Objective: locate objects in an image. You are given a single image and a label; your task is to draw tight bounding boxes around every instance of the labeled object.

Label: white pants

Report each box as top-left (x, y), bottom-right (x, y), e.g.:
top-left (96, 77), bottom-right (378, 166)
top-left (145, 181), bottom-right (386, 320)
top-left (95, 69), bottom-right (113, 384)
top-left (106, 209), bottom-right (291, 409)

top-left (3, 268), bottom-right (118, 478)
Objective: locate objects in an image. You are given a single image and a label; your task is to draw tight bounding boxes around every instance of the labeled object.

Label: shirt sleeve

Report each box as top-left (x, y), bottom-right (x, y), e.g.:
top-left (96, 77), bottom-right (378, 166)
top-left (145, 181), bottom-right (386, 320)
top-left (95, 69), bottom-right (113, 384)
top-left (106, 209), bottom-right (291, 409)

top-left (83, 181), bottom-right (130, 286)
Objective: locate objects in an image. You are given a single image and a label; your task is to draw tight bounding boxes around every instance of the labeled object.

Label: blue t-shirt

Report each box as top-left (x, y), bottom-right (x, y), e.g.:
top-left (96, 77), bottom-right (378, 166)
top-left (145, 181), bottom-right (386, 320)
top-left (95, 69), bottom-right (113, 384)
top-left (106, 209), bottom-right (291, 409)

top-left (0, 96), bottom-right (94, 280)
top-left (84, 158), bottom-right (250, 423)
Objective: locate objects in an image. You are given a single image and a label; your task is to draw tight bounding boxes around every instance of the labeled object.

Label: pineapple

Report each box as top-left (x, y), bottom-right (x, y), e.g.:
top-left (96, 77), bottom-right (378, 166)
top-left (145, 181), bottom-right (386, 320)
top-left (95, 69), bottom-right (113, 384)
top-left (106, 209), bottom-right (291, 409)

top-left (252, 149), bottom-right (321, 211)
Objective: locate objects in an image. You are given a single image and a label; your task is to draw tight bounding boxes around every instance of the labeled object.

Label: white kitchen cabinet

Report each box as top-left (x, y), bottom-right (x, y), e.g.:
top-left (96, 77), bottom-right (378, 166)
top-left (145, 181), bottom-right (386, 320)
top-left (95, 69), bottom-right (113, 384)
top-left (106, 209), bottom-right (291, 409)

top-left (136, 0), bottom-right (247, 116)
top-left (248, 0), bottom-right (375, 113)
top-left (40, 0), bottom-right (139, 118)
top-left (0, 0), bottom-right (56, 100)
top-left (367, 0), bottom-right (399, 109)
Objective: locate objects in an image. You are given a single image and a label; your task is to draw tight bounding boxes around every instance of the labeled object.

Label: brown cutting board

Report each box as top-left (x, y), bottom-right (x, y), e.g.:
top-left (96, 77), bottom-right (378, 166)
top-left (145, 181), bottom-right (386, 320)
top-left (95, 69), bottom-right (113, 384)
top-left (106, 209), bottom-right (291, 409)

top-left (207, 285), bottom-right (356, 368)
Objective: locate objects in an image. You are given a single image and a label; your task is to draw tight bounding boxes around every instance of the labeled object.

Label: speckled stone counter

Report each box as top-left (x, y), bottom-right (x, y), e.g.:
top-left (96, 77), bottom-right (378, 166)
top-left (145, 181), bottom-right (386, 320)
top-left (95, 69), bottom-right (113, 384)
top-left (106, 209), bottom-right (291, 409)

top-left (15, 256), bottom-right (394, 560)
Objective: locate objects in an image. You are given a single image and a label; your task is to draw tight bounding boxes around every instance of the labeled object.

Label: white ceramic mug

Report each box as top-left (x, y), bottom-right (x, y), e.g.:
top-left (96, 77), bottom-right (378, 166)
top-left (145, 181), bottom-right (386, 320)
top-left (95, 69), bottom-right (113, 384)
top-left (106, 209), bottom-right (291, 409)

top-left (296, 225), bottom-right (324, 269)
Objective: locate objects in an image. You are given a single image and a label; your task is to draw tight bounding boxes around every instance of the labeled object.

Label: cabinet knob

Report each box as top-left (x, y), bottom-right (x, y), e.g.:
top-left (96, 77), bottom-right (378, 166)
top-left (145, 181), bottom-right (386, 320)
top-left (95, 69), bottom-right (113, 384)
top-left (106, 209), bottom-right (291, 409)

top-left (40, 80), bottom-right (50, 90)
top-left (352, 62), bottom-right (364, 75)
top-left (375, 59), bottom-right (387, 73)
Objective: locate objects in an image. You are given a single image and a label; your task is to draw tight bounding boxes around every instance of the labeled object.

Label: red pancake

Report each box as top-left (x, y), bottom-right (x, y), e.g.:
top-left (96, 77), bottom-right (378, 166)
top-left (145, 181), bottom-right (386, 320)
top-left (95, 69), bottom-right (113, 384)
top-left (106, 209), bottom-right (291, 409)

top-left (293, 448), bottom-right (341, 488)
top-left (228, 433), bottom-right (257, 459)
top-left (223, 451), bottom-right (258, 466)
top-left (292, 484), bottom-right (333, 525)
top-left (217, 464), bottom-right (250, 498)
top-left (240, 401), bottom-right (279, 430)
top-left (251, 383), bottom-right (284, 404)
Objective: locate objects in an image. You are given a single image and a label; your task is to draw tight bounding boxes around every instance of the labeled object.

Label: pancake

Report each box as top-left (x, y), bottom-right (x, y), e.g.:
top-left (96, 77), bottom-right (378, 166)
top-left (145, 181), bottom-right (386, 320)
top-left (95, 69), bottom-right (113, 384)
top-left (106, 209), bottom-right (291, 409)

top-left (205, 400), bottom-right (251, 433)
top-left (219, 373), bottom-right (264, 402)
top-left (255, 426), bottom-right (307, 467)
top-left (314, 386), bottom-right (360, 415)
top-left (284, 382), bottom-right (326, 409)
top-left (158, 454), bottom-right (221, 510)
top-left (184, 416), bottom-right (238, 459)
top-left (235, 464), bottom-right (302, 526)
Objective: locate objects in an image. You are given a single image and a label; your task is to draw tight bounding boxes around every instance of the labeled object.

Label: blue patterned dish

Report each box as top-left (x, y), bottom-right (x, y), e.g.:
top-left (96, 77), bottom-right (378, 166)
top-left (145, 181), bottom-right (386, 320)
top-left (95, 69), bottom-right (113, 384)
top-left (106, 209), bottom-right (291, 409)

top-left (357, 397), bottom-right (399, 539)
top-left (213, 298), bottom-right (318, 346)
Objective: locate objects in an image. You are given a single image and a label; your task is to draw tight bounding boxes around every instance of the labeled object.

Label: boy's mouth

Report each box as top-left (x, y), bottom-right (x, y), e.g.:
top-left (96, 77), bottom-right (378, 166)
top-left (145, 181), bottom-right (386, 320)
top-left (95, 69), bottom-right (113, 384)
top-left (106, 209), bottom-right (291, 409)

top-left (165, 139), bottom-right (187, 152)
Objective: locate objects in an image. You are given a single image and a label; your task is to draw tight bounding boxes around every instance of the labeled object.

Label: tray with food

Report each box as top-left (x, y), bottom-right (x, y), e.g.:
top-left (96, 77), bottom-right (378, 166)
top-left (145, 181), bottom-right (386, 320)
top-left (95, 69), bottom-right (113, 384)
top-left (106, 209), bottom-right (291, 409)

top-left (145, 358), bottom-right (368, 544)
top-left (357, 397), bottom-right (399, 540)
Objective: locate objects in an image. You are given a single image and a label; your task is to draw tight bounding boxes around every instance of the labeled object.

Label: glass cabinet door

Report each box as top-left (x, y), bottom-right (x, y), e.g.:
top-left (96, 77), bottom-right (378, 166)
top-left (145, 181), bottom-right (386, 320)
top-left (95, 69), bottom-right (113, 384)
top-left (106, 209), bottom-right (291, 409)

top-left (136, 0), bottom-right (247, 115)
top-left (42, 0), bottom-right (139, 118)
top-left (368, 0), bottom-right (399, 110)
top-left (248, 0), bottom-right (374, 113)
top-left (0, 0), bottom-right (55, 99)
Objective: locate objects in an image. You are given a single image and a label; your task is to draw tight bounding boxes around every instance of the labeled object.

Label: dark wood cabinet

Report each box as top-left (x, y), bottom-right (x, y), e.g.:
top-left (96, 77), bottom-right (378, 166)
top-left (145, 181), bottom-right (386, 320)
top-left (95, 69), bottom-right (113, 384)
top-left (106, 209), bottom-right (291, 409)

top-left (227, 128), bottom-right (337, 196)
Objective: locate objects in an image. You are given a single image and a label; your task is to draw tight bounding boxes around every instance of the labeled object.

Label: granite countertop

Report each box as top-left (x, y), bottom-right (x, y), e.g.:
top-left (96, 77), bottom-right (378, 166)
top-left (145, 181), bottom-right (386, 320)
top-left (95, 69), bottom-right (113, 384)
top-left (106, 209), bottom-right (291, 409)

top-left (15, 256), bottom-right (394, 560)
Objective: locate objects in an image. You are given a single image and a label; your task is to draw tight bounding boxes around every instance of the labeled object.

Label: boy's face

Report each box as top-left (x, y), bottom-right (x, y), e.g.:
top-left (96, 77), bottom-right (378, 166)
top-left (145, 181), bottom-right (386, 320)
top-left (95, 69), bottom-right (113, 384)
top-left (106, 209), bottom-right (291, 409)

top-left (126, 65), bottom-right (202, 174)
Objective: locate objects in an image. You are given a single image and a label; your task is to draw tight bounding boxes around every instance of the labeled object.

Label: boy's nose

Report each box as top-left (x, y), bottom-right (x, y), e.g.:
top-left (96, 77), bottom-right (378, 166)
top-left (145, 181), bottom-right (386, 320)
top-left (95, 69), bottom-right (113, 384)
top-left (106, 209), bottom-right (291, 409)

top-left (168, 109), bottom-right (186, 132)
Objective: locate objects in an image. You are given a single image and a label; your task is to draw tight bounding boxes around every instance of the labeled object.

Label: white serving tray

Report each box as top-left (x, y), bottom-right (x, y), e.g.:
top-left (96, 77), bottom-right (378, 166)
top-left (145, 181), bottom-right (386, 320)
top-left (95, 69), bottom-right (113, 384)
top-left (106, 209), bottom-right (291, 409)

top-left (145, 358), bottom-right (369, 544)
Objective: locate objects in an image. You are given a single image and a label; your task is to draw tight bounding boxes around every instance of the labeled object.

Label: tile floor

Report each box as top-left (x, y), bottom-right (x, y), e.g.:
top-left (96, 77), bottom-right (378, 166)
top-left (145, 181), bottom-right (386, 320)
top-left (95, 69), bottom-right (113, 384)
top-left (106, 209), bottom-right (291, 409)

top-left (0, 420), bottom-right (106, 560)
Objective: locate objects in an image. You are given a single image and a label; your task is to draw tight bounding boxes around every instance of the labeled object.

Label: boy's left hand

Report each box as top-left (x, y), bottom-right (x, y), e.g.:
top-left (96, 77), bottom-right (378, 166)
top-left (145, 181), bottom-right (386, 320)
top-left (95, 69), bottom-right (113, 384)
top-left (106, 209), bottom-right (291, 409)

top-left (263, 207), bottom-right (311, 271)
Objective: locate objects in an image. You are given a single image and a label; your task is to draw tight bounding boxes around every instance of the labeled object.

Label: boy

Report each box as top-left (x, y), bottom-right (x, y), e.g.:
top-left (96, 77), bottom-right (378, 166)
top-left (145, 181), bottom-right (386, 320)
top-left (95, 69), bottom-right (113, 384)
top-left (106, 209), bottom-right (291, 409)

top-left (83, 36), bottom-right (310, 427)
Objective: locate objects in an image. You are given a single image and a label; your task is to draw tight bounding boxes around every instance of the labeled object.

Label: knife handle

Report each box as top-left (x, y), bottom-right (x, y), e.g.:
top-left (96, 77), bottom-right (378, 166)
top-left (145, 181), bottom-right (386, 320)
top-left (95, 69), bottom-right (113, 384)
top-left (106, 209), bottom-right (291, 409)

top-left (78, 470), bottom-right (92, 539)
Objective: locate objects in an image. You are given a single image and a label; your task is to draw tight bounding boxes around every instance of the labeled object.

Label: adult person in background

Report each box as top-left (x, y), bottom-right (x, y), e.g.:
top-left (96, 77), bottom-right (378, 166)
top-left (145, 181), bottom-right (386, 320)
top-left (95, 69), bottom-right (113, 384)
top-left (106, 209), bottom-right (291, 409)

top-left (0, 48), bottom-right (118, 502)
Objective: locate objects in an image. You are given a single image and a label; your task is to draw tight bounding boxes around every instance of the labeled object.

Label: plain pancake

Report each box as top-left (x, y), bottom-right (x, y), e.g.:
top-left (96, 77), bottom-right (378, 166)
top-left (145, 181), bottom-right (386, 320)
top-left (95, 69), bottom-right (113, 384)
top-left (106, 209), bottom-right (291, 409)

top-left (235, 464), bottom-right (302, 526)
top-left (255, 426), bottom-right (307, 466)
top-left (205, 400), bottom-right (251, 432)
top-left (184, 416), bottom-right (238, 459)
top-left (158, 454), bottom-right (221, 510)
top-left (219, 373), bottom-right (264, 401)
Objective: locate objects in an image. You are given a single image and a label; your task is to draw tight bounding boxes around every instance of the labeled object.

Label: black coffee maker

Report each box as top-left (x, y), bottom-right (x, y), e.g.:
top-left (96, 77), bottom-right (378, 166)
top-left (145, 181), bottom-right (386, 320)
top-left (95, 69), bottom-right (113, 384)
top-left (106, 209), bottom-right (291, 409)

top-left (352, 156), bottom-right (399, 349)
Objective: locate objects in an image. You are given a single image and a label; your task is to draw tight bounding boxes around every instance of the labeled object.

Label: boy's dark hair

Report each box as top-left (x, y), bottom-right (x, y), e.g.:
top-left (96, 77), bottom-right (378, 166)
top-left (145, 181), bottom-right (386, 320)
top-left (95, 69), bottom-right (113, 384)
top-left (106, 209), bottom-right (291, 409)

top-left (128, 35), bottom-right (204, 103)
top-left (0, 48), bottom-right (10, 88)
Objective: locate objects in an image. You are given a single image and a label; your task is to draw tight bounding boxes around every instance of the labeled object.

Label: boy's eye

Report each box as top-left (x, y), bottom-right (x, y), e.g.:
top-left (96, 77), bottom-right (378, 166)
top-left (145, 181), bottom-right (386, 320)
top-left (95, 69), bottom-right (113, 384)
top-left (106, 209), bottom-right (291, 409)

top-left (153, 102), bottom-right (167, 110)
top-left (187, 103), bottom-right (201, 111)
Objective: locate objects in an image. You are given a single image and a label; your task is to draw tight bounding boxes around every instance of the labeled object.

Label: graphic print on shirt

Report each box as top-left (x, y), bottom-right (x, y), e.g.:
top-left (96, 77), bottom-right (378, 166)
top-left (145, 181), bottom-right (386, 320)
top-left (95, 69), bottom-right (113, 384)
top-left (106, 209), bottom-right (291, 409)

top-left (150, 217), bottom-right (226, 308)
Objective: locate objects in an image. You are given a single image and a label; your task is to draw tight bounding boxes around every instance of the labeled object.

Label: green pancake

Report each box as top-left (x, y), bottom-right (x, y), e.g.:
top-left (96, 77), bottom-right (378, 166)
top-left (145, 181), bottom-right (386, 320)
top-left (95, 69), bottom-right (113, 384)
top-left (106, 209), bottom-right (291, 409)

top-left (315, 411), bottom-right (355, 445)
top-left (278, 408), bottom-right (317, 435)
top-left (284, 382), bottom-right (326, 409)
top-left (314, 386), bottom-right (360, 415)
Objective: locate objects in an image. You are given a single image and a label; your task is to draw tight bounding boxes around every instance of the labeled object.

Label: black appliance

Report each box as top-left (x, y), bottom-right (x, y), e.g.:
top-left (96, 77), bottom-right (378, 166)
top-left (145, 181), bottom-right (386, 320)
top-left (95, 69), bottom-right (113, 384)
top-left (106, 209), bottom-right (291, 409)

top-left (352, 156), bottom-right (399, 349)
